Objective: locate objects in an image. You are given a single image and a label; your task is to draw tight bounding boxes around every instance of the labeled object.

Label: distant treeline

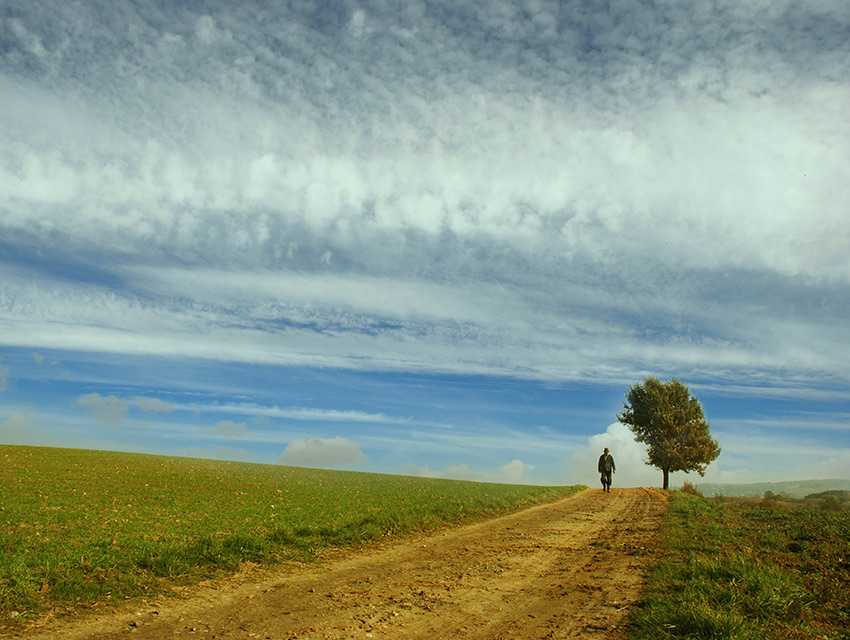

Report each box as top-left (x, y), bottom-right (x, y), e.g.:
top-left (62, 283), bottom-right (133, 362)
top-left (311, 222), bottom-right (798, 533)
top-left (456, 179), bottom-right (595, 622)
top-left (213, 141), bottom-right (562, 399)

top-left (805, 489), bottom-right (850, 501)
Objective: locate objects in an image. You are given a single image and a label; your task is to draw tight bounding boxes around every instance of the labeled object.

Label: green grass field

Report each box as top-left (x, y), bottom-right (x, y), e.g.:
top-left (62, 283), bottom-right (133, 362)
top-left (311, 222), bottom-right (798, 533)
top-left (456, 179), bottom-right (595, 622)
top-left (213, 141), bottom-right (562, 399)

top-left (1, 445), bottom-right (582, 623)
top-left (632, 491), bottom-right (850, 640)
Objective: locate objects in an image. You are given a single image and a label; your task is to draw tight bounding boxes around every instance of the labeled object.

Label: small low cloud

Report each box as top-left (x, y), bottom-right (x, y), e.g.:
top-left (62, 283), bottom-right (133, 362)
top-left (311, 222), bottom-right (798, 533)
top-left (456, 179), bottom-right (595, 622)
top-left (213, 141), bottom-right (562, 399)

top-left (203, 420), bottom-right (247, 437)
top-left (184, 445), bottom-right (250, 461)
top-left (132, 396), bottom-right (175, 413)
top-left (74, 393), bottom-right (129, 425)
top-left (403, 463), bottom-right (435, 477)
top-left (0, 412), bottom-right (35, 444)
top-left (31, 352), bottom-right (59, 366)
top-left (403, 459), bottom-right (535, 484)
top-left (277, 436), bottom-right (367, 469)
top-left (497, 459), bottom-right (535, 484)
top-left (0, 411), bottom-right (85, 449)
top-left (790, 449), bottom-right (850, 481)
top-left (72, 393), bottom-right (174, 425)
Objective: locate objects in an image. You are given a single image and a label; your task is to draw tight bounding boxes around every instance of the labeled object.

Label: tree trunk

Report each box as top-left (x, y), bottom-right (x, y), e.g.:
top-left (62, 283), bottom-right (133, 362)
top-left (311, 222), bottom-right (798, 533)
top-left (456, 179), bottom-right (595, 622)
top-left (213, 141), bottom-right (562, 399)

top-left (662, 467), bottom-right (670, 490)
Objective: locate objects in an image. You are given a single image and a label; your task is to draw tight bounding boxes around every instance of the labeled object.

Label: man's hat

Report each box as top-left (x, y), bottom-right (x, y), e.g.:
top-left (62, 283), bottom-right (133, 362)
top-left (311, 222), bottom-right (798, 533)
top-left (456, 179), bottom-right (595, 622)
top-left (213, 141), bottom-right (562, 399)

top-left (603, 447), bottom-right (609, 453)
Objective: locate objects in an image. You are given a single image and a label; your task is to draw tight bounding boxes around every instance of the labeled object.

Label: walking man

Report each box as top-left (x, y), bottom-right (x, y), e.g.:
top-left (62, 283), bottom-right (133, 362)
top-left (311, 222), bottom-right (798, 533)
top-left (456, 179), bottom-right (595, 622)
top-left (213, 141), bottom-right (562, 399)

top-left (598, 447), bottom-right (616, 493)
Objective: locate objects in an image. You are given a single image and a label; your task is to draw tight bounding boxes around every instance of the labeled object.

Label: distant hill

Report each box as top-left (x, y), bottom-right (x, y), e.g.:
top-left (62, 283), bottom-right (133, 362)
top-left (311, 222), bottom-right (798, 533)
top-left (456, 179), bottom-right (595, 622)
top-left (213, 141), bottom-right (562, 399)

top-left (695, 479), bottom-right (850, 499)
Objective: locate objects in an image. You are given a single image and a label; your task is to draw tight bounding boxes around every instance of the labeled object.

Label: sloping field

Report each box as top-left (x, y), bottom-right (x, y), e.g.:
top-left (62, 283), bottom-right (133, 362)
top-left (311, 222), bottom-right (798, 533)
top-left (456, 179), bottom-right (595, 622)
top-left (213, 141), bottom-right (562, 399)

top-left (19, 487), bottom-right (669, 639)
top-left (0, 445), bottom-right (582, 630)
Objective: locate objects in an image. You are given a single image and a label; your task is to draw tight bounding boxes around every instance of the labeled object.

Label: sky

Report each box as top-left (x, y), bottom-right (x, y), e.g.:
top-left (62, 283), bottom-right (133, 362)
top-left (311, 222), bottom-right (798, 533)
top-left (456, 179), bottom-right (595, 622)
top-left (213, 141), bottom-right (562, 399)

top-left (1, 0), bottom-right (848, 488)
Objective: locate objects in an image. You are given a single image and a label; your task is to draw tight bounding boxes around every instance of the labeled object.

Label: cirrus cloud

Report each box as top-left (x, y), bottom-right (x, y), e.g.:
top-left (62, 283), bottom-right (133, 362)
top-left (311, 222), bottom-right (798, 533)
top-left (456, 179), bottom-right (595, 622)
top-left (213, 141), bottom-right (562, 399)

top-left (1, 0), bottom-right (848, 486)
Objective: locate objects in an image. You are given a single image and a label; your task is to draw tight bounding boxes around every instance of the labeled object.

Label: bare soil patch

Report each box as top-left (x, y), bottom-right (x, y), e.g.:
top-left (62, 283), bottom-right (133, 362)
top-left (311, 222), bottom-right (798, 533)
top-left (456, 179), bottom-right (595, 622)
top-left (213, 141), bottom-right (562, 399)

top-left (16, 487), bottom-right (668, 640)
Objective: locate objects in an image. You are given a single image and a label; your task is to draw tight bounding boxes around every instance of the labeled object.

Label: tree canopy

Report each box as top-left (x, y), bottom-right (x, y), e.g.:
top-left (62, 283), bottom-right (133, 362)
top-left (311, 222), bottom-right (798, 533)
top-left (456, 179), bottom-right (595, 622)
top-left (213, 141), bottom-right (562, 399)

top-left (618, 377), bottom-right (721, 490)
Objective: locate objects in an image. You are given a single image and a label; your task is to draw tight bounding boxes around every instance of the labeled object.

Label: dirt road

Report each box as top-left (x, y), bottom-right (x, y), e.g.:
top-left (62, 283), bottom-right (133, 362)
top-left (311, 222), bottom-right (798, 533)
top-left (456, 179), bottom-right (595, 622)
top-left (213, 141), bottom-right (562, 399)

top-left (23, 487), bottom-right (668, 640)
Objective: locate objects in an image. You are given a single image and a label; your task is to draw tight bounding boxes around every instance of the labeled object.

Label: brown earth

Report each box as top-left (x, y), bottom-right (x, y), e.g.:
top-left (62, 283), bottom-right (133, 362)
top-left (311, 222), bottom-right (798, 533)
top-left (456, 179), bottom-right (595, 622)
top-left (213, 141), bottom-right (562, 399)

top-left (17, 487), bottom-right (668, 640)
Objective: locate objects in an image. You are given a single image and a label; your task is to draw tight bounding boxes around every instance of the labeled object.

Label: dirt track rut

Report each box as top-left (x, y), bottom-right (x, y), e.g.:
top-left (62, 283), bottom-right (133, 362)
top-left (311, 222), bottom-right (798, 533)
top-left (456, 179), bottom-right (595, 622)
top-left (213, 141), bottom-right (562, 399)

top-left (23, 487), bottom-right (668, 640)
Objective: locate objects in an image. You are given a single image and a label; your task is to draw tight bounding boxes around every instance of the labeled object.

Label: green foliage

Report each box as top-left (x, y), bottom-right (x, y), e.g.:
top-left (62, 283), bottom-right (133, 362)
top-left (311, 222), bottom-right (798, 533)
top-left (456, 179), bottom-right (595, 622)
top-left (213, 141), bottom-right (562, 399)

top-left (806, 490), bottom-right (850, 502)
top-left (763, 490), bottom-right (788, 501)
top-left (820, 495), bottom-right (846, 512)
top-left (680, 480), bottom-right (702, 496)
top-left (633, 492), bottom-right (850, 639)
top-left (0, 445), bottom-right (583, 622)
top-left (618, 377), bottom-right (720, 489)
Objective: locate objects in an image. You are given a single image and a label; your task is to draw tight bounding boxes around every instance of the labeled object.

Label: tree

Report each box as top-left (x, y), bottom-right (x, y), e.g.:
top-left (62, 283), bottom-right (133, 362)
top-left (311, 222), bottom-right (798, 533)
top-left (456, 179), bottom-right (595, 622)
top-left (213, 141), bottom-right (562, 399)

top-left (617, 377), bottom-right (720, 490)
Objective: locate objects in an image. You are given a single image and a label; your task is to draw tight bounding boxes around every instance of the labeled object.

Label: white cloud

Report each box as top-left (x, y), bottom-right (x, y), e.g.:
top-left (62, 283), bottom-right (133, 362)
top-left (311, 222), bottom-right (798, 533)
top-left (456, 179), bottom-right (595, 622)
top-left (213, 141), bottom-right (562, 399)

top-left (403, 459), bottom-right (535, 484)
top-left (0, 0), bottom-right (848, 476)
top-left (194, 15), bottom-right (227, 45)
top-left (175, 401), bottom-right (453, 431)
top-left (267, 406), bottom-right (407, 425)
top-left (7, 18), bottom-right (48, 59)
top-left (2, 261), bottom-right (845, 387)
top-left (2, 1), bottom-right (847, 286)
top-left (444, 464), bottom-right (484, 482)
top-left (0, 408), bottom-right (144, 451)
top-left (0, 412), bottom-right (36, 444)
top-left (184, 445), bottom-right (250, 462)
top-left (790, 449), bottom-right (850, 481)
top-left (347, 9), bottom-right (367, 39)
top-left (571, 423), bottom-right (673, 489)
top-left (495, 459), bottom-right (534, 484)
top-left (71, 393), bottom-right (175, 424)
top-left (697, 429), bottom-right (850, 486)
top-left (277, 436), bottom-right (368, 469)
top-left (402, 463), bottom-right (435, 477)
top-left (204, 420), bottom-right (247, 438)
top-left (73, 393), bottom-right (129, 425)
top-left (132, 396), bottom-right (175, 413)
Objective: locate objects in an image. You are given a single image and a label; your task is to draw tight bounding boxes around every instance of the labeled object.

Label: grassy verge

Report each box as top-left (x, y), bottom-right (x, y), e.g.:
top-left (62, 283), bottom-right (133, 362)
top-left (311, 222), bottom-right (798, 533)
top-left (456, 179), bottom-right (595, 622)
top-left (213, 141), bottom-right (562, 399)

top-left (1, 445), bottom-right (583, 624)
top-left (632, 491), bottom-right (850, 640)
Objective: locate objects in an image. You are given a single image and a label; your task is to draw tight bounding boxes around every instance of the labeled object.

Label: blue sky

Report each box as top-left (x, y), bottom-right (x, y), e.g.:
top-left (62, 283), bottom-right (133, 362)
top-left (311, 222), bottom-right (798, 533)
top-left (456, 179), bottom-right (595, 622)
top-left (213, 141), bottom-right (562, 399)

top-left (1, 0), bottom-right (848, 488)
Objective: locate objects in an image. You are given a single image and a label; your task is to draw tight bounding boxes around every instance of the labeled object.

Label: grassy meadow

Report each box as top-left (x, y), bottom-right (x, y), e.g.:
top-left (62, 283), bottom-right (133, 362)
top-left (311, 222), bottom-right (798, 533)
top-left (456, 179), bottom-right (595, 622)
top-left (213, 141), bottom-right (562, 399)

top-left (1, 445), bottom-right (582, 624)
top-left (632, 491), bottom-right (850, 640)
